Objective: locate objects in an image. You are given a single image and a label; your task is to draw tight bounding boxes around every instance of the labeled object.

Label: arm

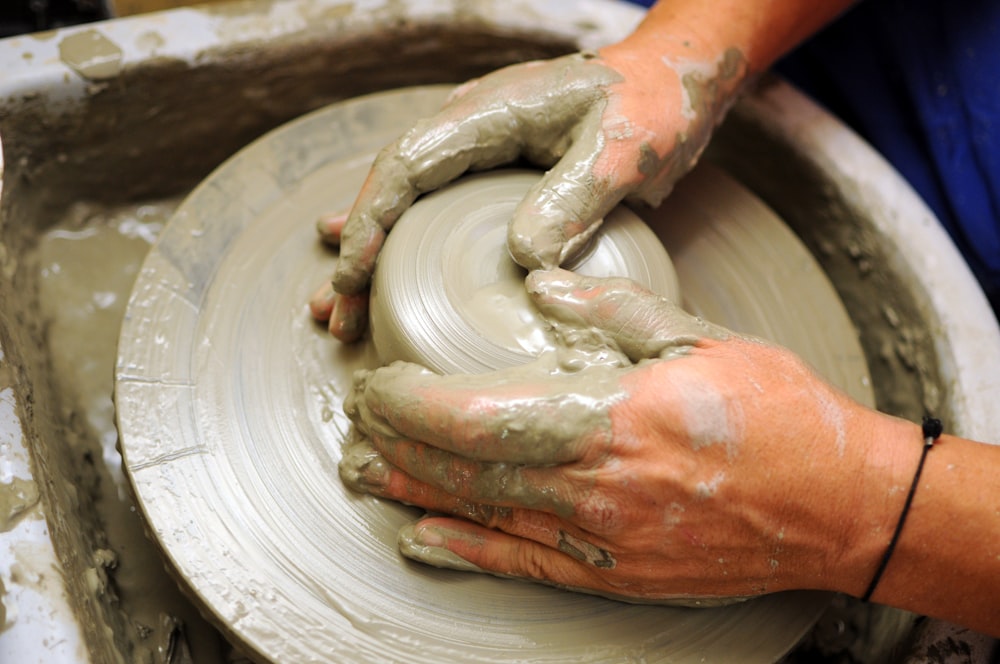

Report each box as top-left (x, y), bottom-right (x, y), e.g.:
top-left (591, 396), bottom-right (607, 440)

top-left (622, 0), bottom-right (857, 71)
top-left (341, 269), bottom-right (1000, 636)
top-left (311, 0), bottom-right (857, 340)
top-left (864, 433), bottom-right (1000, 634)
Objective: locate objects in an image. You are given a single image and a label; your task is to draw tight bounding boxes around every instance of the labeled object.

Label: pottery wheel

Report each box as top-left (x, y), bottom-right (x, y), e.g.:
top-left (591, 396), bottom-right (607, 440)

top-left (115, 86), bottom-right (874, 663)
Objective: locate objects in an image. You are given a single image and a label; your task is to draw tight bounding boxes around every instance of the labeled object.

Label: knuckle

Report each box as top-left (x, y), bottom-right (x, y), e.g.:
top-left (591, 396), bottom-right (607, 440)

top-left (475, 505), bottom-right (513, 530)
top-left (515, 543), bottom-right (551, 580)
top-left (575, 492), bottom-right (623, 533)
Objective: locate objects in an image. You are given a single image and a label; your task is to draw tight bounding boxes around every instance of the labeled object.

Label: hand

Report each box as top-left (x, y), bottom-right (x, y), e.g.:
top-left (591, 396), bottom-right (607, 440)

top-left (339, 269), bottom-right (920, 604)
top-left (310, 41), bottom-right (749, 342)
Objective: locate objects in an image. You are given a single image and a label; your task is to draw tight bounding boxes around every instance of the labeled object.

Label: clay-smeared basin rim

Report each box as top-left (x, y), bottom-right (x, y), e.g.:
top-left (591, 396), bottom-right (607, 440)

top-left (115, 86), bottom-right (872, 663)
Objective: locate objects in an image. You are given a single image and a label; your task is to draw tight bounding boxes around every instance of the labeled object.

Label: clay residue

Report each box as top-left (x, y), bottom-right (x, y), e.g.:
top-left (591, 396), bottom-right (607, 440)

top-left (0, 477), bottom-right (39, 532)
top-left (0, 25), bottom-right (576, 223)
top-left (17, 200), bottom-right (228, 662)
top-left (135, 31), bottom-right (166, 53)
top-left (35, 202), bottom-right (171, 493)
top-left (27, 29), bottom-right (58, 41)
top-left (58, 30), bottom-right (124, 81)
top-left (301, 1), bottom-right (355, 23)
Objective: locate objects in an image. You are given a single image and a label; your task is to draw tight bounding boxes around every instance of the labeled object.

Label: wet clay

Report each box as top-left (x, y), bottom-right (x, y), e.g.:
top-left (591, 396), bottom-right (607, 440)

top-left (344, 248), bottom-right (818, 610)
top-left (334, 47), bottom-right (748, 295)
top-left (57, 29), bottom-right (124, 81)
top-left (0, 478), bottom-right (39, 533)
top-left (371, 169), bottom-right (679, 374)
top-left (25, 201), bottom-right (228, 662)
top-left (115, 87), bottom-right (872, 663)
top-left (331, 53), bottom-right (623, 293)
top-left (0, 13), bottom-right (607, 660)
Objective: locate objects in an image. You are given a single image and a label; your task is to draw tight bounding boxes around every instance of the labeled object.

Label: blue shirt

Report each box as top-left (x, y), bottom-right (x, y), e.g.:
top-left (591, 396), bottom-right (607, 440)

top-left (627, 0), bottom-right (1000, 313)
top-left (778, 0), bottom-right (1000, 314)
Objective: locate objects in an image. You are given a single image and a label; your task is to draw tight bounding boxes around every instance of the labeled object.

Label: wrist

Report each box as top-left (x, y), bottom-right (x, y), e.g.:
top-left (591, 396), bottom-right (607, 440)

top-left (612, 0), bottom-right (857, 73)
top-left (861, 434), bottom-right (1000, 633)
top-left (765, 403), bottom-right (922, 595)
top-left (831, 412), bottom-right (924, 597)
top-left (598, 5), bottom-right (753, 141)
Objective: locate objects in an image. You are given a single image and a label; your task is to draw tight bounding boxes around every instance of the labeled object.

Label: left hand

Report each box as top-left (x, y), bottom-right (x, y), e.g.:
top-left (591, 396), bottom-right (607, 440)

top-left (340, 269), bottom-right (917, 604)
top-left (309, 41), bottom-right (749, 342)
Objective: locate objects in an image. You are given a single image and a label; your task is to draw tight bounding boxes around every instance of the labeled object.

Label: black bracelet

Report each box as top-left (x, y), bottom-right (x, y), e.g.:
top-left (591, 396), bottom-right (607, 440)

top-left (861, 416), bottom-right (943, 603)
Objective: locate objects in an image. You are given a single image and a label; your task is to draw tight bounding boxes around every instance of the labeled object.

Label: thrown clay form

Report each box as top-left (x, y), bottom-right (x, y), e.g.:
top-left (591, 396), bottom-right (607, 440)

top-left (115, 87), bottom-right (873, 664)
top-left (371, 170), bottom-right (680, 373)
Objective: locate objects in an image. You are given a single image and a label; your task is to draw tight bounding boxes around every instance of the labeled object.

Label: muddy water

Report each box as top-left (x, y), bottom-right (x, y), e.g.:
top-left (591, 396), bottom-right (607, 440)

top-left (29, 200), bottom-right (228, 663)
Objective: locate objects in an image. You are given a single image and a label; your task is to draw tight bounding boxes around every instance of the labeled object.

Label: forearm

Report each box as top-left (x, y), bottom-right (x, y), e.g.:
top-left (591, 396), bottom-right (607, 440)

top-left (864, 432), bottom-right (1000, 636)
top-left (811, 408), bottom-right (1000, 636)
top-left (610, 0), bottom-right (857, 72)
top-left (746, 399), bottom-right (999, 636)
top-left (585, 0), bottom-right (856, 205)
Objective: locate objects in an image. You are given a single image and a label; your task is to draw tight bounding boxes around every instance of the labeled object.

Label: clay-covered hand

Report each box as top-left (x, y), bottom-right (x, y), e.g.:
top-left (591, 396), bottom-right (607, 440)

top-left (339, 269), bottom-right (919, 604)
top-left (310, 40), bottom-right (749, 342)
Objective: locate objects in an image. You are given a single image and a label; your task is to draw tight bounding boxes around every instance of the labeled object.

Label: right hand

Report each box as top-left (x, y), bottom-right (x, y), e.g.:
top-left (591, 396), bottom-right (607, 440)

top-left (339, 269), bottom-right (920, 604)
top-left (310, 43), bottom-right (749, 342)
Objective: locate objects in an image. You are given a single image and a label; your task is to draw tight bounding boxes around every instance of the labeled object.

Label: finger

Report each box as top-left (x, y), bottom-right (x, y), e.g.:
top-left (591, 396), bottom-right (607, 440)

top-left (527, 268), bottom-right (730, 361)
top-left (332, 57), bottom-right (607, 298)
top-left (316, 212), bottom-right (347, 246)
top-left (308, 281), bottom-right (335, 322)
top-left (339, 438), bottom-right (573, 538)
top-left (331, 168), bottom-right (393, 297)
top-left (367, 431), bottom-right (575, 517)
top-left (332, 102), bottom-right (527, 298)
top-left (506, 123), bottom-right (622, 271)
top-left (339, 437), bottom-right (510, 524)
top-left (350, 362), bottom-right (620, 464)
top-left (399, 517), bottom-right (618, 584)
top-left (327, 291), bottom-right (368, 343)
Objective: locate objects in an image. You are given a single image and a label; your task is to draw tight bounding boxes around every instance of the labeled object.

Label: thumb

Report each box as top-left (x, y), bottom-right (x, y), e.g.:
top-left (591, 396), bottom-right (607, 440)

top-left (526, 269), bottom-right (730, 361)
top-left (506, 129), bottom-right (620, 271)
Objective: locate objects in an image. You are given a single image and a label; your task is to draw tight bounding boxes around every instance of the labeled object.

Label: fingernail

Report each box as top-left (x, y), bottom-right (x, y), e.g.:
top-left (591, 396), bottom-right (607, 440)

top-left (409, 522), bottom-right (445, 547)
top-left (338, 440), bottom-right (389, 492)
top-left (308, 282), bottom-right (336, 320)
top-left (525, 268), bottom-right (574, 298)
top-left (397, 523), bottom-right (483, 573)
top-left (329, 292), bottom-right (369, 342)
top-left (316, 212), bottom-right (347, 245)
top-left (507, 229), bottom-right (554, 272)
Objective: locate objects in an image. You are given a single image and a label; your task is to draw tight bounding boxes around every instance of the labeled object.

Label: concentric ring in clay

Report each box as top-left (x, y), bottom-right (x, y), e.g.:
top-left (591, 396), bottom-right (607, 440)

top-left (115, 86), bottom-right (873, 663)
top-left (370, 169), bottom-right (680, 374)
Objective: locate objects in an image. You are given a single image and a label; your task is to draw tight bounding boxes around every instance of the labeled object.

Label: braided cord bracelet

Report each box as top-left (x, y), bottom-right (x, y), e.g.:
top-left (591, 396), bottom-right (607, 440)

top-left (861, 416), bottom-right (943, 603)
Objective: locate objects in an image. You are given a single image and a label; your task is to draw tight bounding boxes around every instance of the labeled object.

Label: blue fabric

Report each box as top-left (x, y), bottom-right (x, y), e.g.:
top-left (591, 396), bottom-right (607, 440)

top-left (778, 0), bottom-right (1000, 313)
top-left (623, 0), bottom-right (1000, 312)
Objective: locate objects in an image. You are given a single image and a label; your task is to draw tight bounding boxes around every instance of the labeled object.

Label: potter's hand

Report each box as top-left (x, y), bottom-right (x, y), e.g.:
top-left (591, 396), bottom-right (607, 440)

top-left (340, 269), bottom-right (922, 604)
top-left (310, 39), bottom-right (749, 341)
